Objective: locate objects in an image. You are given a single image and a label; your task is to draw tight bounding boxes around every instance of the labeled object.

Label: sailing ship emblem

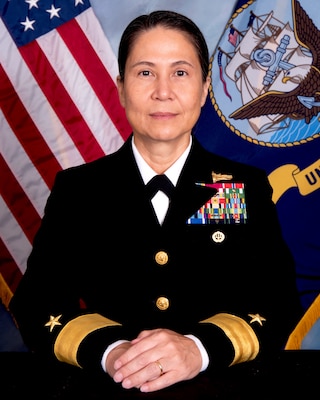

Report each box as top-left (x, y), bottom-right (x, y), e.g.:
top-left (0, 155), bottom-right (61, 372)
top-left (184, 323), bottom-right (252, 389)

top-left (210, 0), bottom-right (320, 146)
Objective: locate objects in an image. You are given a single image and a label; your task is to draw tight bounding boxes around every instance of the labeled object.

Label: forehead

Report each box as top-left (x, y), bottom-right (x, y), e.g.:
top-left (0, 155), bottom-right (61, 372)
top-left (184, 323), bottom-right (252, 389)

top-left (129, 26), bottom-right (196, 56)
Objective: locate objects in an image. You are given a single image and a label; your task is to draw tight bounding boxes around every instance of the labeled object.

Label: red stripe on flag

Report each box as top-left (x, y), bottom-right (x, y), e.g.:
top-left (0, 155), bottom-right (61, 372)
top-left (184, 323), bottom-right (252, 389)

top-left (0, 155), bottom-right (42, 243)
top-left (58, 18), bottom-right (132, 142)
top-left (19, 40), bottom-right (106, 163)
top-left (0, 65), bottom-right (62, 189)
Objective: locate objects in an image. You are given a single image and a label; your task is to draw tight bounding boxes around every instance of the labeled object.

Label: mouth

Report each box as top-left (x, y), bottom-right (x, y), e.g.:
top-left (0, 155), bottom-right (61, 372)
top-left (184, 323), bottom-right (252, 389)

top-left (149, 112), bottom-right (177, 120)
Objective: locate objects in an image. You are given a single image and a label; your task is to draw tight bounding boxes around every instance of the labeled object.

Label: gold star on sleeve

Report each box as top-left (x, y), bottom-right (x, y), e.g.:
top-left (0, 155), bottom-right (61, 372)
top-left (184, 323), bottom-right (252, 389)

top-left (248, 313), bottom-right (266, 326)
top-left (45, 315), bottom-right (62, 332)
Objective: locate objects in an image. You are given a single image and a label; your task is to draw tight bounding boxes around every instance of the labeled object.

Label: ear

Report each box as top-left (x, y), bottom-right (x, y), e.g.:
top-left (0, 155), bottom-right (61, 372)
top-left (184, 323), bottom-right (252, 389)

top-left (116, 76), bottom-right (126, 107)
top-left (201, 76), bottom-right (211, 107)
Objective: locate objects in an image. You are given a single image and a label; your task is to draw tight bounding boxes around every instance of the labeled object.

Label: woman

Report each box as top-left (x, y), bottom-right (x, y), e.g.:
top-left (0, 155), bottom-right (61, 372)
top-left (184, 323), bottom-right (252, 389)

top-left (9, 10), bottom-right (302, 393)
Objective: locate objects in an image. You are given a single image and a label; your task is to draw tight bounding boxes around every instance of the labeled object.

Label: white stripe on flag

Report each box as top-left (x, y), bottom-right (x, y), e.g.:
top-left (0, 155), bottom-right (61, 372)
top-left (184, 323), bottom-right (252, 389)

top-left (77, 9), bottom-right (119, 84)
top-left (0, 111), bottom-right (50, 216)
top-left (0, 196), bottom-right (31, 275)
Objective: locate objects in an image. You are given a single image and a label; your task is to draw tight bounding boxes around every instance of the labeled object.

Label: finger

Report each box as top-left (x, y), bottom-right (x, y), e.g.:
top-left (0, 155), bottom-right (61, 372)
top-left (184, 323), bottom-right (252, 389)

top-left (134, 329), bottom-right (155, 341)
top-left (114, 333), bottom-right (158, 370)
top-left (120, 360), bottom-right (166, 390)
top-left (139, 371), bottom-right (175, 393)
top-left (154, 360), bottom-right (164, 377)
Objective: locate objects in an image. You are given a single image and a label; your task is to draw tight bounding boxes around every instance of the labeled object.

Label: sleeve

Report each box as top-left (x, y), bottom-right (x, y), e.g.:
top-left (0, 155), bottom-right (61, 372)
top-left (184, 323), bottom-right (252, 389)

top-left (8, 168), bottom-right (129, 372)
top-left (188, 165), bottom-right (303, 371)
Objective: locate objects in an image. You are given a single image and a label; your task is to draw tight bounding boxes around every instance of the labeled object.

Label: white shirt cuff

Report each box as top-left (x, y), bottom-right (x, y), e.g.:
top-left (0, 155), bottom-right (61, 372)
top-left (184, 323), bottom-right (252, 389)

top-left (101, 340), bottom-right (130, 372)
top-left (185, 334), bottom-right (209, 372)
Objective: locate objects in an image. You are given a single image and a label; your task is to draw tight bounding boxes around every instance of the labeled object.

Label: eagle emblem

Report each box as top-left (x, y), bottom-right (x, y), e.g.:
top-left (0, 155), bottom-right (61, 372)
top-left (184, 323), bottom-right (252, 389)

top-left (229, 0), bottom-right (320, 129)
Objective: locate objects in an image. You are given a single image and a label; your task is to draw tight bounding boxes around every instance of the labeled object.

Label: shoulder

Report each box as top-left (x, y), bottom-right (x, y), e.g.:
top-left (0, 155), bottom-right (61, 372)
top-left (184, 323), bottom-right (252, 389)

top-left (54, 138), bottom-right (133, 185)
top-left (192, 137), bottom-right (269, 181)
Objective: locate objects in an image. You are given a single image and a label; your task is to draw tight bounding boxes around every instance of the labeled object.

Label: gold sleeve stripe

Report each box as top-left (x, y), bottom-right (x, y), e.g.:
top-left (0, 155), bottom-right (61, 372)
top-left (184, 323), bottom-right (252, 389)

top-left (54, 313), bottom-right (121, 367)
top-left (200, 313), bottom-right (259, 365)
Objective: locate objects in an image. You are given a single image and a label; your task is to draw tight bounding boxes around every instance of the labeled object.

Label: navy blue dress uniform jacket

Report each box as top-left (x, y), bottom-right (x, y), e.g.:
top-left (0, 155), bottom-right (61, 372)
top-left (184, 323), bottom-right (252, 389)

top-left (9, 135), bottom-right (302, 372)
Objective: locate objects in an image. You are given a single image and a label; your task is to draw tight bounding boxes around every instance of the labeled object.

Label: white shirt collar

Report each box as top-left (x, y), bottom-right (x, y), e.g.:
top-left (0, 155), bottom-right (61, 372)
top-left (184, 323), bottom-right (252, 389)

top-left (131, 136), bottom-right (192, 186)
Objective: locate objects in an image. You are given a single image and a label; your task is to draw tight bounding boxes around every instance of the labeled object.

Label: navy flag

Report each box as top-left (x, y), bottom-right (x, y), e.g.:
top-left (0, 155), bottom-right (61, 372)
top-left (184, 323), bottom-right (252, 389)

top-left (195, 0), bottom-right (320, 310)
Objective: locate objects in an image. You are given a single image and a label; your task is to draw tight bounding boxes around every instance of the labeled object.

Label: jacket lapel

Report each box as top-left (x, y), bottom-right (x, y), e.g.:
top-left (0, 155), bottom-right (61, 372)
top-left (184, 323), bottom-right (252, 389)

top-left (164, 139), bottom-right (219, 226)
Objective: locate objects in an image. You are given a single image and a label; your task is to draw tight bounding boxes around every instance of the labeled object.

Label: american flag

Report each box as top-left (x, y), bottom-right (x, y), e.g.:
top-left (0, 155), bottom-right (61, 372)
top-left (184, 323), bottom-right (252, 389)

top-left (0, 0), bottom-right (132, 307)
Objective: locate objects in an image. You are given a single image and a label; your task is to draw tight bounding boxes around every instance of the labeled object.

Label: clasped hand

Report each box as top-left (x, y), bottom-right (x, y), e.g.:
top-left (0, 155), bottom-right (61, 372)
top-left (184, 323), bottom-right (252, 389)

top-left (106, 328), bottom-right (202, 393)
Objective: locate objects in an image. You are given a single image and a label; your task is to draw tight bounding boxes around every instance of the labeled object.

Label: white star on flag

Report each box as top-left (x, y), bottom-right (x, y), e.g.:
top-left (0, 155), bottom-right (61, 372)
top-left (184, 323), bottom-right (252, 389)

top-left (21, 16), bottom-right (36, 31)
top-left (46, 5), bottom-right (61, 19)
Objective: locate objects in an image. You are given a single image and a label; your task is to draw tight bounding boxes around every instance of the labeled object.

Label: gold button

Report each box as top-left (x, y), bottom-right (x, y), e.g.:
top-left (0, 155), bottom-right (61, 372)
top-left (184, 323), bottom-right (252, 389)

top-left (211, 230), bottom-right (225, 243)
top-left (156, 297), bottom-right (169, 310)
top-left (155, 251), bottom-right (168, 265)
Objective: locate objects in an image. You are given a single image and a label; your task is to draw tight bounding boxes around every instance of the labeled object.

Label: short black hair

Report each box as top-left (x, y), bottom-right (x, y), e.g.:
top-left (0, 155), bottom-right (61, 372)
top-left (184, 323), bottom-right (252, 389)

top-left (118, 10), bottom-right (209, 82)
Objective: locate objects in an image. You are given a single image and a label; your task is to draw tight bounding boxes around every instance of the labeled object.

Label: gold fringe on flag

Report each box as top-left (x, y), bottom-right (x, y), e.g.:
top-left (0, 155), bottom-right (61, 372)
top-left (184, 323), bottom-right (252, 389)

top-left (0, 273), bottom-right (13, 309)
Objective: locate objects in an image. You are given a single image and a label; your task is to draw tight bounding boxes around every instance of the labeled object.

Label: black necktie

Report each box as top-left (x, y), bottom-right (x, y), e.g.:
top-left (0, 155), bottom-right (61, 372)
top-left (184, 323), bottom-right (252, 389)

top-left (145, 174), bottom-right (174, 200)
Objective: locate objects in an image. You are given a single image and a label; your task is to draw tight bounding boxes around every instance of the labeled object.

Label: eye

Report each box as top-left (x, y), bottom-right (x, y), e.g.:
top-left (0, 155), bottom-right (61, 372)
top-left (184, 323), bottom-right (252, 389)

top-left (175, 70), bottom-right (187, 77)
top-left (139, 70), bottom-right (151, 76)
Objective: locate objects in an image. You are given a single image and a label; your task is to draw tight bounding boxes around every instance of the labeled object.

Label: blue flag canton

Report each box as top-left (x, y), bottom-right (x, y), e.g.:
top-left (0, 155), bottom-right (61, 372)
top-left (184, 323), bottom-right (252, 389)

top-left (1, 0), bottom-right (91, 47)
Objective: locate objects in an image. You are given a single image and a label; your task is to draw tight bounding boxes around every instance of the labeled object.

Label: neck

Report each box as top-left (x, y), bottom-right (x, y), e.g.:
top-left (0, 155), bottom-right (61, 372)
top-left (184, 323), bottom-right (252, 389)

top-left (133, 135), bottom-right (191, 174)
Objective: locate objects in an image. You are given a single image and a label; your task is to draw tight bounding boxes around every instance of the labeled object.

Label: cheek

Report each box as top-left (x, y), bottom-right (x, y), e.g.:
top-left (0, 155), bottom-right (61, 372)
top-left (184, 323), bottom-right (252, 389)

top-left (183, 83), bottom-right (207, 107)
top-left (124, 85), bottom-right (147, 108)
top-left (184, 92), bottom-right (205, 112)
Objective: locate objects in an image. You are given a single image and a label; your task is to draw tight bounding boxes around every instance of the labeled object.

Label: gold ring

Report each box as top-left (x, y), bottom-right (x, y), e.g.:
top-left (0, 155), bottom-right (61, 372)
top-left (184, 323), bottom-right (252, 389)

top-left (155, 360), bottom-right (164, 376)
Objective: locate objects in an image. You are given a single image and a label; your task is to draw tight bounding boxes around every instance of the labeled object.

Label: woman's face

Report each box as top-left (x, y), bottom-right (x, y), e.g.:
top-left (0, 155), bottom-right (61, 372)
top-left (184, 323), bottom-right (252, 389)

top-left (117, 26), bottom-right (210, 144)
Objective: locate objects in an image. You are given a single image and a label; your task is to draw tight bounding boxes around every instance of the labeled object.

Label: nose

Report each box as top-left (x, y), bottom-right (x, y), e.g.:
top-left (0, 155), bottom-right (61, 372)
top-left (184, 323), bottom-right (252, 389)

top-left (152, 76), bottom-right (173, 100)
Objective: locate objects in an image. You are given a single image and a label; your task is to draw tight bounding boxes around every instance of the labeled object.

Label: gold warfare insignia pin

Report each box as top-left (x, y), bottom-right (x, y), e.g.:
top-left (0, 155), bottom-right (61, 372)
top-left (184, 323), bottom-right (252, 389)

top-left (212, 171), bottom-right (233, 183)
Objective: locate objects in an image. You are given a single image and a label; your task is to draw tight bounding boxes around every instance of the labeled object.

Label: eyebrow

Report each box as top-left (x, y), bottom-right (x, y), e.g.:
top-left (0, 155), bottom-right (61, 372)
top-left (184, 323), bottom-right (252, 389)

top-left (130, 60), bottom-right (195, 69)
